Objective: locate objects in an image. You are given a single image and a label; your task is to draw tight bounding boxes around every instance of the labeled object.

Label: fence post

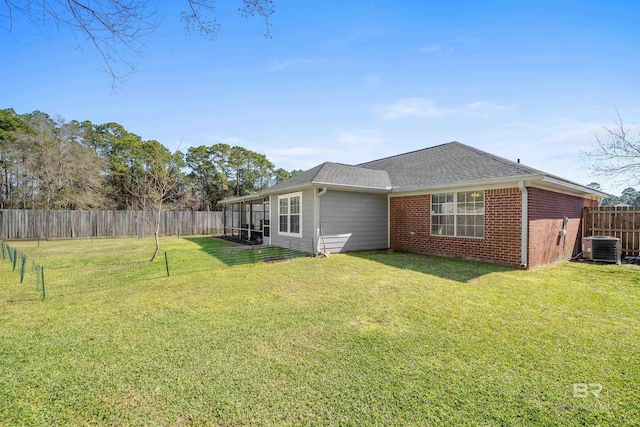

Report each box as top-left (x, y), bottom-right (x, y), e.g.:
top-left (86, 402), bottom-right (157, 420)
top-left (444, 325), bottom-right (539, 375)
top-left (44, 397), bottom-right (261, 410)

top-left (12, 249), bottom-right (18, 271)
top-left (1, 242), bottom-right (4, 259)
top-left (164, 251), bottom-right (170, 277)
top-left (20, 255), bottom-right (27, 283)
top-left (35, 263), bottom-right (41, 291)
top-left (41, 266), bottom-right (45, 300)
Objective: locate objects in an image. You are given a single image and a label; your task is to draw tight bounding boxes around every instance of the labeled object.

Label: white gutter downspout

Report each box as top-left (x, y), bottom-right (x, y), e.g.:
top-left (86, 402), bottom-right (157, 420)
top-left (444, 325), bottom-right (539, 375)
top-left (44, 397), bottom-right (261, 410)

top-left (316, 187), bottom-right (328, 255)
top-left (519, 181), bottom-right (528, 269)
top-left (317, 187), bottom-right (328, 198)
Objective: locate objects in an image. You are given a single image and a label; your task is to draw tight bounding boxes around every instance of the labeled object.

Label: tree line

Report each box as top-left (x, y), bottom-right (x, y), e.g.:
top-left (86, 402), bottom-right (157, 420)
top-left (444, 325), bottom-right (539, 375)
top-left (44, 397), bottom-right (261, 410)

top-left (586, 183), bottom-right (640, 206)
top-left (602, 188), bottom-right (640, 207)
top-left (0, 108), bottom-right (300, 211)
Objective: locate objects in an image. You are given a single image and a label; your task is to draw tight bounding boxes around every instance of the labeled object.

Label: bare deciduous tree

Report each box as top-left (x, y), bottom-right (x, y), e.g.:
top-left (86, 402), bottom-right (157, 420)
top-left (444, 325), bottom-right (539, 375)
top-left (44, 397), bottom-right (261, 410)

top-left (126, 140), bottom-right (184, 261)
top-left (182, 0), bottom-right (273, 39)
top-left (2, 0), bottom-right (274, 85)
top-left (584, 112), bottom-right (640, 187)
top-left (7, 112), bottom-right (109, 209)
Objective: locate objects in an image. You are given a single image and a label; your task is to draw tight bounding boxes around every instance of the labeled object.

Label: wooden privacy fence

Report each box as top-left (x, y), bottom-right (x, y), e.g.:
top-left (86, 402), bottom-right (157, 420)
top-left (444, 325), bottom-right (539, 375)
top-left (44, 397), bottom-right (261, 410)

top-left (583, 206), bottom-right (640, 256)
top-left (0, 209), bottom-right (223, 240)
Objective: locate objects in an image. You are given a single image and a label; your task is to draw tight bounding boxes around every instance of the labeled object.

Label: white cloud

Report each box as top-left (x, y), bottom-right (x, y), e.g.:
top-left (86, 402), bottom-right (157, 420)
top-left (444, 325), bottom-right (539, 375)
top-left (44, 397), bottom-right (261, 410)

top-left (451, 35), bottom-right (478, 45)
top-left (337, 129), bottom-right (382, 147)
top-left (419, 44), bottom-right (454, 54)
top-left (268, 146), bottom-right (325, 157)
top-left (376, 98), bottom-right (517, 120)
top-left (268, 58), bottom-right (313, 71)
top-left (257, 145), bottom-right (342, 171)
top-left (377, 98), bottom-right (452, 119)
top-left (464, 101), bottom-right (518, 117)
top-left (542, 125), bottom-right (598, 147)
top-left (250, 130), bottom-right (384, 172)
top-left (185, 117), bottom-right (628, 196)
top-left (476, 119), bottom-right (627, 193)
top-left (420, 44), bottom-right (444, 54)
top-left (194, 134), bottom-right (249, 146)
top-left (322, 30), bottom-right (384, 48)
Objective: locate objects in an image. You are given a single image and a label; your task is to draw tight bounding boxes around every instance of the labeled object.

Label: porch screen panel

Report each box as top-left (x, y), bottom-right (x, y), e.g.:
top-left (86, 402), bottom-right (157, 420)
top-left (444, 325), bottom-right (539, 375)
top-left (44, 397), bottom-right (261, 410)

top-left (224, 206), bottom-right (233, 233)
top-left (264, 202), bottom-right (270, 237)
top-left (252, 203), bottom-right (263, 230)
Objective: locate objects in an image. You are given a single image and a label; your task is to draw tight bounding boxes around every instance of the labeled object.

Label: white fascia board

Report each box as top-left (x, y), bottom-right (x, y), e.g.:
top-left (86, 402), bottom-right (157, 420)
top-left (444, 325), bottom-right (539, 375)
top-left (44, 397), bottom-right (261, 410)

top-left (311, 182), bottom-right (392, 193)
top-left (390, 175), bottom-right (545, 197)
top-left (217, 194), bottom-right (265, 205)
top-left (538, 176), bottom-right (610, 199)
top-left (260, 183), bottom-right (312, 197)
top-left (527, 183), bottom-right (601, 200)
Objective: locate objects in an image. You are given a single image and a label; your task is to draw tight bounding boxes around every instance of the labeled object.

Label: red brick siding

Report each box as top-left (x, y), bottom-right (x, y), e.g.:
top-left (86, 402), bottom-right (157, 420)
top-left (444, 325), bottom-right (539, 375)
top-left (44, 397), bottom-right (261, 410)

top-left (390, 188), bottom-right (522, 266)
top-left (527, 188), bottom-right (597, 268)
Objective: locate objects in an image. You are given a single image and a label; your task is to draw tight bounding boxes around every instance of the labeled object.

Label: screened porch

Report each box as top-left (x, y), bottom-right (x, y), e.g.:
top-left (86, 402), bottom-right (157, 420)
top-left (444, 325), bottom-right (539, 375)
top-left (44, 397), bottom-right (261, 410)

top-left (222, 197), bottom-right (270, 244)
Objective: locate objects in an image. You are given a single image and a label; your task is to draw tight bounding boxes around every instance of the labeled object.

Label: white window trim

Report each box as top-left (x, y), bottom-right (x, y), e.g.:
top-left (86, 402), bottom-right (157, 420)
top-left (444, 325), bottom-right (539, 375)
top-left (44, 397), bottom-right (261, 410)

top-left (277, 192), bottom-right (303, 238)
top-left (430, 191), bottom-right (485, 239)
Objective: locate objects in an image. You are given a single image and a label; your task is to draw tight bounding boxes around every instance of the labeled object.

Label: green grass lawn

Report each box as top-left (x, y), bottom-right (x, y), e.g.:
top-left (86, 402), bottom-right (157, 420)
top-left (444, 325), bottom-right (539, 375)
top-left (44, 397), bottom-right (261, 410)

top-left (1, 237), bottom-right (639, 426)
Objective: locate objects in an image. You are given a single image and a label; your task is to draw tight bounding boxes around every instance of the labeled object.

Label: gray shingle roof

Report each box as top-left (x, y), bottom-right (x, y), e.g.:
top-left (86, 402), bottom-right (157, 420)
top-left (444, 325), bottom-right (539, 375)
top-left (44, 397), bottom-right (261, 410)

top-left (265, 163), bottom-right (325, 193)
top-left (264, 162), bottom-right (391, 194)
top-left (358, 141), bottom-right (544, 190)
top-left (265, 142), bottom-right (547, 194)
top-left (314, 162), bottom-right (391, 188)
top-left (221, 141), bottom-right (602, 204)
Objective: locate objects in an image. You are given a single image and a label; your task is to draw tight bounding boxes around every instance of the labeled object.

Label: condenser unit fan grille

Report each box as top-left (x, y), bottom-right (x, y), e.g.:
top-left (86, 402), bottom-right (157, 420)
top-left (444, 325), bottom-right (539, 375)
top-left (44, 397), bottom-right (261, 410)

top-left (583, 236), bottom-right (620, 264)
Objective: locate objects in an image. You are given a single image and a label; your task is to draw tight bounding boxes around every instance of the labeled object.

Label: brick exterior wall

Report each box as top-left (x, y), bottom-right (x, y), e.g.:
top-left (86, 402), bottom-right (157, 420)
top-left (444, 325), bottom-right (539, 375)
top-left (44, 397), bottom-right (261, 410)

top-left (389, 188), bottom-right (523, 266)
top-left (527, 188), bottom-right (597, 268)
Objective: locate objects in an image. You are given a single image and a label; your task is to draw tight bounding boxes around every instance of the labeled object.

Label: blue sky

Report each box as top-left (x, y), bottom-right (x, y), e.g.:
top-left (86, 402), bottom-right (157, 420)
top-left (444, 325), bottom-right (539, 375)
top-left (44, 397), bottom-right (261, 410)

top-left (2, 0), bottom-right (639, 194)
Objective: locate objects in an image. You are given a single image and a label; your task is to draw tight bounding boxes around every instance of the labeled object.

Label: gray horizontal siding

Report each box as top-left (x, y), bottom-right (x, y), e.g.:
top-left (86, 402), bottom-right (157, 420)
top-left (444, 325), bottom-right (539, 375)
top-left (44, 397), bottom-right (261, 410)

top-left (319, 191), bottom-right (388, 253)
top-left (270, 189), bottom-right (315, 253)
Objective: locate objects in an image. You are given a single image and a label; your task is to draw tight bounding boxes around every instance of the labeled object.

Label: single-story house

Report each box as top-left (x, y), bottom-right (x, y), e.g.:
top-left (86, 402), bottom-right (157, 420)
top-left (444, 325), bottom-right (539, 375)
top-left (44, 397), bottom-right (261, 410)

top-left (219, 142), bottom-right (608, 268)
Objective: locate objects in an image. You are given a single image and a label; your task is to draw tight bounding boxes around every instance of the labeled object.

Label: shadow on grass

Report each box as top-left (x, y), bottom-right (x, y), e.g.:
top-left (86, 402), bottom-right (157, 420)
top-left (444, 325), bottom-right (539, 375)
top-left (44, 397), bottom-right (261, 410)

top-left (182, 236), bottom-right (235, 251)
top-left (1, 293), bottom-right (42, 303)
top-left (346, 250), bottom-right (515, 283)
top-left (181, 236), bottom-right (308, 267)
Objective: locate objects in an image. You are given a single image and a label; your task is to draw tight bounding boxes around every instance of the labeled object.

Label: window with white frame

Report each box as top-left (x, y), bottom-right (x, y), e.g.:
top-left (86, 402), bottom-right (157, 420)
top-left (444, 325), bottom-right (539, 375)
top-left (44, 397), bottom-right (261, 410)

top-left (431, 191), bottom-right (484, 238)
top-left (278, 192), bottom-right (302, 236)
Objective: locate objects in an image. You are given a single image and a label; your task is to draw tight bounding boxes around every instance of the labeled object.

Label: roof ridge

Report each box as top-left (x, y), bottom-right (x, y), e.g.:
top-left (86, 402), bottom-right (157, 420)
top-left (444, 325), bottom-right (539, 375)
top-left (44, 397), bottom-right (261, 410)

top-left (325, 161), bottom-right (365, 168)
top-left (308, 161), bottom-right (329, 182)
top-left (357, 141), bottom-right (454, 166)
top-left (452, 141), bottom-right (545, 175)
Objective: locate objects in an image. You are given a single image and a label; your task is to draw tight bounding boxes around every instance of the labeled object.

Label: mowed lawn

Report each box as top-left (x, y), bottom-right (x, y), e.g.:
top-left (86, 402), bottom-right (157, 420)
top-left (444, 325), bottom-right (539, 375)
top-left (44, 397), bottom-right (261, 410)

top-left (1, 237), bottom-right (639, 426)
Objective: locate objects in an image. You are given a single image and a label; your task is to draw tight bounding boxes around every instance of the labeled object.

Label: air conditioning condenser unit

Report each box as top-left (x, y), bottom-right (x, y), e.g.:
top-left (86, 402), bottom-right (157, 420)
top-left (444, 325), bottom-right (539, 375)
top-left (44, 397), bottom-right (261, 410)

top-left (582, 236), bottom-right (621, 264)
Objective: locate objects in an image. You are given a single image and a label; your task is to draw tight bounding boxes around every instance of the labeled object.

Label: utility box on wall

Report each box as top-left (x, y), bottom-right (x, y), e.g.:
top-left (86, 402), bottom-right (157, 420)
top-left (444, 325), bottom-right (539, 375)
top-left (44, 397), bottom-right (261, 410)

top-left (583, 236), bottom-right (621, 264)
